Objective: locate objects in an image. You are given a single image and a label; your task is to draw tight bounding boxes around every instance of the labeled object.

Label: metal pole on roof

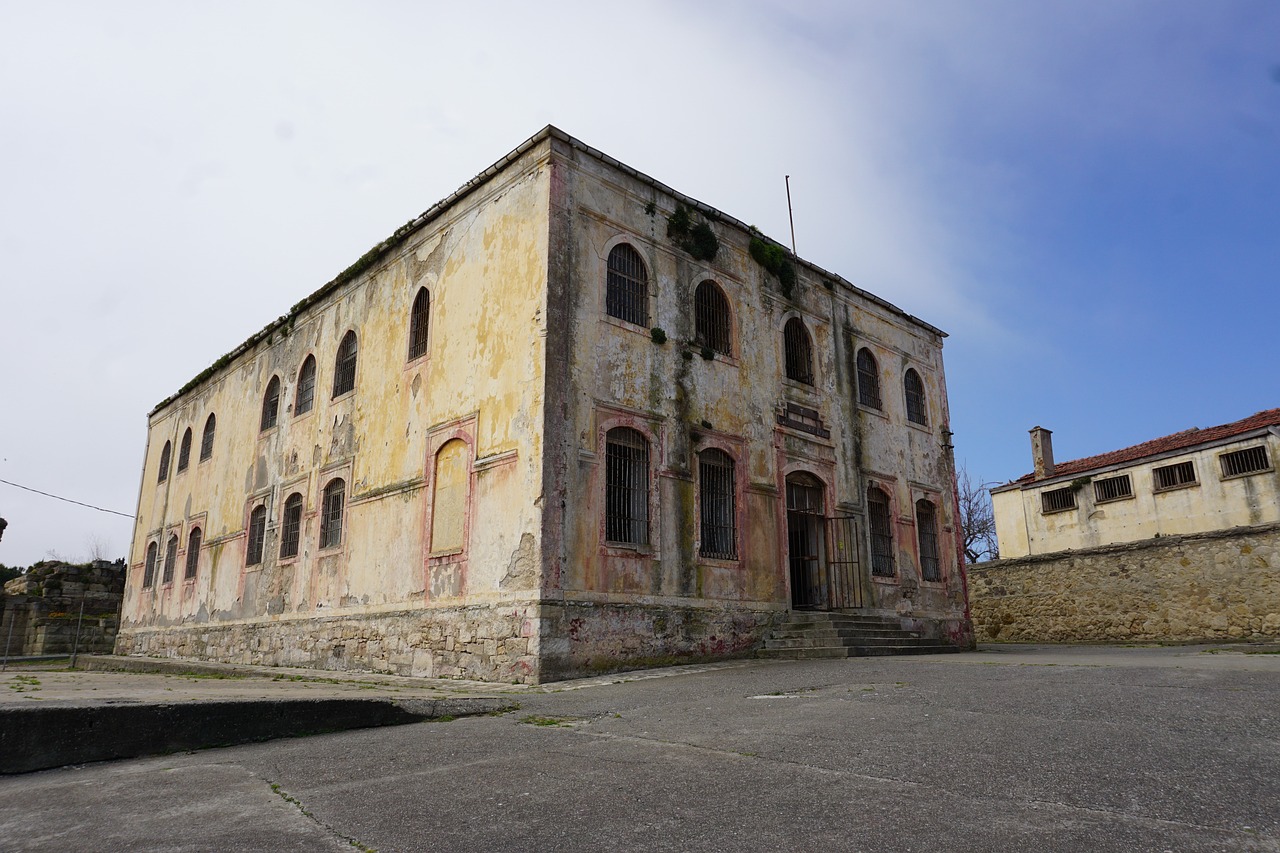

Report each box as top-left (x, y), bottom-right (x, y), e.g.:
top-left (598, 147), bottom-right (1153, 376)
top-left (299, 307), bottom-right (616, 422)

top-left (785, 175), bottom-right (797, 256)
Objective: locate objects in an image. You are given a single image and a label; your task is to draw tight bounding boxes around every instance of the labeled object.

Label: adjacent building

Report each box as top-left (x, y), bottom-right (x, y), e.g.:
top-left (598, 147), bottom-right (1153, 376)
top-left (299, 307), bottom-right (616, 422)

top-left (118, 126), bottom-right (972, 683)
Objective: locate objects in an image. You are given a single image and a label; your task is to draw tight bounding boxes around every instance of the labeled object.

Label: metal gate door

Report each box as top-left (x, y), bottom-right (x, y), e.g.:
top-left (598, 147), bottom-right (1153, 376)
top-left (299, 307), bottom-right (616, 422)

top-left (826, 516), bottom-right (865, 610)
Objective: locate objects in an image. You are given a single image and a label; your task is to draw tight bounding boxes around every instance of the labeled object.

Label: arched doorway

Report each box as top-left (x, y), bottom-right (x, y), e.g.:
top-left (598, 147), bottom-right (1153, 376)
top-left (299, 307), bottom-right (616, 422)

top-left (786, 472), bottom-right (825, 609)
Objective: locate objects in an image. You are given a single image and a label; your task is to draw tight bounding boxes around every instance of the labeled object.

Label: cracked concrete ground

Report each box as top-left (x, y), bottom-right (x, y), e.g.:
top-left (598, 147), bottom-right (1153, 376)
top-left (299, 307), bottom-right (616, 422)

top-left (1, 644), bottom-right (1277, 852)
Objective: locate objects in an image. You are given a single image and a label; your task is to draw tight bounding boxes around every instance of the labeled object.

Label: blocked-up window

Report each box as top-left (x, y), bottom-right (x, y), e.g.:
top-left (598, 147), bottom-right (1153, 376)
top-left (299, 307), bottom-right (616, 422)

top-left (260, 376), bottom-right (281, 431)
top-left (408, 287), bottom-right (431, 361)
top-left (157, 441), bottom-right (172, 483)
top-left (699, 449), bottom-right (736, 559)
top-left (1220, 446), bottom-right (1270, 478)
top-left (431, 440), bottom-right (470, 555)
top-left (142, 541), bottom-right (158, 588)
top-left (295, 356), bottom-right (316, 416)
top-left (162, 534), bottom-right (178, 585)
top-left (904, 369), bottom-right (928, 426)
top-left (916, 500), bottom-right (940, 581)
top-left (783, 318), bottom-right (814, 385)
top-left (177, 428), bottom-right (192, 472)
top-left (279, 493), bottom-right (303, 559)
top-left (1042, 487), bottom-right (1077, 513)
top-left (332, 331), bottom-right (358, 398)
top-left (606, 243), bottom-right (648, 326)
top-left (184, 527), bottom-right (201, 580)
top-left (200, 414), bottom-right (216, 461)
top-left (1153, 461), bottom-right (1197, 491)
top-left (606, 427), bottom-right (649, 546)
top-left (868, 487), bottom-right (895, 577)
top-left (857, 348), bottom-right (881, 409)
top-left (694, 281), bottom-right (732, 356)
top-left (320, 479), bottom-right (346, 549)
top-left (246, 505), bottom-right (267, 566)
top-left (1093, 475), bottom-right (1133, 503)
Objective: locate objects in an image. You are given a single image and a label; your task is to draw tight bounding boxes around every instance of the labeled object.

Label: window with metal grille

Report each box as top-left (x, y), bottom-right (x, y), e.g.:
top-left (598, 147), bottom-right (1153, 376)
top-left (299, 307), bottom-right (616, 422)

top-left (184, 527), bottom-right (201, 580)
top-left (332, 331), bottom-right (358, 398)
top-left (200, 414), bottom-right (216, 461)
top-left (279, 493), bottom-right (303, 559)
top-left (177, 428), bottom-right (192, 472)
top-left (605, 427), bottom-right (649, 545)
top-left (694, 281), bottom-right (732, 355)
top-left (295, 356), bottom-right (316, 416)
top-left (698, 449), bottom-right (736, 559)
top-left (916, 499), bottom-right (940, 581)
top-left (605, 243), bottom-right (649, 326)
top-left (1220, 446), bottom-right (1270, 478)
top-left (142, 541), bottom-right (158, 588)
top-left (157, 441), bottom-right (171, 483)
top-left (246, 505), bottom-right (267, 566)
top-left (856, 348), bottom-right (881, 409)
top-left (260, 376), bottom-right (281, 431)
top-left (783, 318), bottom-right (814, 385)
top-left (320, 479), bottom-right (346, 549)
top-left (868, 487), bottom-right (895, 576)
top-left (408, 287), bottom-right (431, 361)
top-left (162, 534), bottom-right (178, 585)
top-left (904, 369), bottom-right (927, 425)
top-left (1153, 461), bottom-right (1197, 491)
top-left (1093, 475), bottom-right (1133, 503)
top-left (1041, 487), bottom-right (1076, 513)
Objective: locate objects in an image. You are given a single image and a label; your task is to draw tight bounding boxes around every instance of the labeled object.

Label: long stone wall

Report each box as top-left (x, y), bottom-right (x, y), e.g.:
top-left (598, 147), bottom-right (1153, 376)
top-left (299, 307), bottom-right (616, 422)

top-left (1, 561), bottom-right (125, 657)
top-left (970, 522), bottom-right (1280, 643)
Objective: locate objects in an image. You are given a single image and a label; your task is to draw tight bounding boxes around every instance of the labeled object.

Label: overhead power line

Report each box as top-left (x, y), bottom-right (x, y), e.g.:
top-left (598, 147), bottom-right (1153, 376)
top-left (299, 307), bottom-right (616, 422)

top-left (0, 478), bottom-right (136, 519)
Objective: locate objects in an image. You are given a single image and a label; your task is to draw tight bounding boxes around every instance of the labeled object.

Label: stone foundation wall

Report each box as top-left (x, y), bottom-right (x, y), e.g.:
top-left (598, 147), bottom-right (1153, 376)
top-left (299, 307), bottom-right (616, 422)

top-left (970, 523), bottom-right (1280, 643)
top-left (115, 602), bottom-right (541, 683)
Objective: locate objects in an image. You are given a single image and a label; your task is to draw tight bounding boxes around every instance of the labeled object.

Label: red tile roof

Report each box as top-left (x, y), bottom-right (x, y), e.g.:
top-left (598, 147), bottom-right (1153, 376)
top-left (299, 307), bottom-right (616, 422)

top-left (1011, 408), bottom-right (1280, 485)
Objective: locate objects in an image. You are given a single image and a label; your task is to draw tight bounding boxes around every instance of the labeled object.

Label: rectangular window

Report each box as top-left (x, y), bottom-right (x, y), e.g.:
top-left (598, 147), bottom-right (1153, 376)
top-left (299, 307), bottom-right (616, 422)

top-left (698, 450), bottom-right (736, 560)
top-left (1041, 487), bottom-right (1076, 513)
top-left (1220, 446), bottom-right (1270, 478)
top-left (868, 488), bottom-right (895, 577)
top-left (916, 500), bottom-right (940, 582)
top-left (1093, 475), bottom-right (1133, 503)
top-left (1153, 461), bottom-right (1197, 492)
top-left (605, 428), bottom-right (649, 546)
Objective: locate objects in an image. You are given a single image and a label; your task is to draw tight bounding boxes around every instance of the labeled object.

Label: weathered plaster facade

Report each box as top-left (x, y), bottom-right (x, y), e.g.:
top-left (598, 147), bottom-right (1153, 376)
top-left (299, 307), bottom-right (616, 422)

top-left (120, 127), bottom-right (971, 683)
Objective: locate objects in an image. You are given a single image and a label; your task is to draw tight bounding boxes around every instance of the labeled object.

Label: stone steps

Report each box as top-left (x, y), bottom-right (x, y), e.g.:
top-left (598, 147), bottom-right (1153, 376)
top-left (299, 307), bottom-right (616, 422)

top-left (757, 612), bottom-right (960, 659)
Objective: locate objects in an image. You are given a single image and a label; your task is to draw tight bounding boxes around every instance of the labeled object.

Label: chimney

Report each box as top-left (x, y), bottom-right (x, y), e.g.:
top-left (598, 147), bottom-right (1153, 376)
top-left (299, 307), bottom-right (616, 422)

top-left (1030, 426), bottom-right (1055, 479)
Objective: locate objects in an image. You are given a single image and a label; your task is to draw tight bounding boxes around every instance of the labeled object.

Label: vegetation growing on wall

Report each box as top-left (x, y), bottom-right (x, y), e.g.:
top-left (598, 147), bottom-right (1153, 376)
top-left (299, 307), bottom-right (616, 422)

top-left (666, 204), bottom-right (719, 262)
top-left (748, 231), bottom-right (797, 297)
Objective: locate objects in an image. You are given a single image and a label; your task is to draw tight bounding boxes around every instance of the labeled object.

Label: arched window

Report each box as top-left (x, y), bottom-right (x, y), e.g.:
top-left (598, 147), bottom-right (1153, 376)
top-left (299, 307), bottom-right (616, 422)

top-left (295, 356), bottom-right (316, 416)
top-left (408, 287), bottom-right (431, 361)
top-left (177, 428), bottom-right (192, 472)
top-left (184, 527), bottom-right (201, 580)
top-left (246, 505), bottom-right (267, 566)
top-left (157, 441), bottom-right (172, 483)
top-left (605, 427), bottom-right (649, 545)
top-left (142, 541), bottom-right (159, 588)
top-left (162, 533), bottom-right (179, 584)
top-left (606, 243), bottom-right (649, 326)
top-left (904, 369), bottom-right (928, 425)
top-left (916, 499), bottom-right (940, 581)
top-left (856, 348), bottom-right (882, 409)
top-left (199, 414), bottom-right (216, 461)
top-left (279, 493), bottom-right (303, 559)
top-left (698, 448), bottom-right (736, 559)
top-left (333, 332), bottom-right (358, 398)
top-left (868, 486), bottom-right (895, 577)
top-left (260, 376), bottom-right (281, 431)
top-left (320, 479), bottom-right (346, 549)
top-left (783, 318), bottom-right (814, 385)
top-left (430, 440), bottom-right (470, 555)
top-left (694, 281), bottom-right (732, 356)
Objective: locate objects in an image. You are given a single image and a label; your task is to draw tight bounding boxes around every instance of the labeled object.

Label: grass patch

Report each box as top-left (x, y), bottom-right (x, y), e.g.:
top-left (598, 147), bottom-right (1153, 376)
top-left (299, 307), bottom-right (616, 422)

top-left (520, 715), bottom-right (574, 727)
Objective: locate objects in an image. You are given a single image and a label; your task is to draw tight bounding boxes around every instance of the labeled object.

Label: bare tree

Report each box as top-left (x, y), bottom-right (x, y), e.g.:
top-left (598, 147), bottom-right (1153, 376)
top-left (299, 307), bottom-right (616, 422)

top-left (84, 533), bottom-right (113, 562)
top-left (957, 463), bottom-right (999, 564)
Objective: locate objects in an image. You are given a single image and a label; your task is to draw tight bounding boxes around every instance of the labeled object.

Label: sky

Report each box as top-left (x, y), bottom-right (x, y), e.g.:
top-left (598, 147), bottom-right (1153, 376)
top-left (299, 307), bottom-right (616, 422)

top-left (1, 1), bottom-right (1278, 567)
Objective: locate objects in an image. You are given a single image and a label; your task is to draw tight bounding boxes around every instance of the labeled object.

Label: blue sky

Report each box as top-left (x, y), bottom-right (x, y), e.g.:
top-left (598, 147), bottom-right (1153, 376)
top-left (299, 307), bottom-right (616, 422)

top-left (1, 1), bottom-right (1277, 566)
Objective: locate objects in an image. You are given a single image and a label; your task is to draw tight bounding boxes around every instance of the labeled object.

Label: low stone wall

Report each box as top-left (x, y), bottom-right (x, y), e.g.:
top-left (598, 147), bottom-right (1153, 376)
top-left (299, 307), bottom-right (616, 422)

top-left (970, 523), bottom-right (1280, 643)
top-left (1, 560), bottom-right (125, 656)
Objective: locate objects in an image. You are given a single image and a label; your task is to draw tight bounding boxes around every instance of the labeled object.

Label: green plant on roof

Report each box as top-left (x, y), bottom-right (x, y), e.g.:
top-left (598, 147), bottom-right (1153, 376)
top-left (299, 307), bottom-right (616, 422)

top-left (750, 236), bottom-right (797, 298)
top-left (666, 204), bottom-right (719, 262)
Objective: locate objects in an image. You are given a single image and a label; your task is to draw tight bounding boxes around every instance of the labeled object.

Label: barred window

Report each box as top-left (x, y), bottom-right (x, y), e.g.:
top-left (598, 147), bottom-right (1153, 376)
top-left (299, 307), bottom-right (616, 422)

top-left (916, 500), bottom-right (940, 582)
top-left (177, 428), bottom-right (192, 472)
top-left (184, 527), bottom-right (201, 580)
top-left (694, 281), bottom-right (732, 356)
top-left (142, 541), bottom-right (158, 588)
top-left (162, 533), bottom-right (178, 585)
top-left (605, 427), bottom-right (649, 546)
top-left (332, 331), bottom-right (358, 398)
top-left (246, 505), bottom-right (267, 567)
top-left (320, 478), bottom-right (346, 549)
top-left (260, 375), bottom-right (281, 431)
top-left (1154, 461), bottom-right (1197, 491)
top-left (606, 243), bottom-right (649, 326)
top-left (200, 414), bottom-right (216, 461)
top-left (1093, 475), bottom-right (1133, 503)
top-left (157, 441), bottom-right (171, 483)
top-left (408, 287), bottom-right (431, 361)
top-left (904, 369), bottom-right (928, 425)
top-left (295, 355), bottom-right (316, 416)
top-left (1042, 487), bottom-right (1076, 513)
top-left (783, 317), bottom-right (814, 385)
top-left (279, 493), bottom-right (303, 559)
top-left (856, 348), bottom-right (881, 409)
top-left (698, 449), bottom-right (736, 559)
top-left (1220, 446), bottom-right (1270, 478)
top-left (868, 486), bottom-right (895, 577)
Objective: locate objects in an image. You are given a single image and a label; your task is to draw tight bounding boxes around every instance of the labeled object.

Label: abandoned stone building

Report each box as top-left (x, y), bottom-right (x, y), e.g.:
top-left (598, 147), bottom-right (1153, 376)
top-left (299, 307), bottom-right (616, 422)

top-left (119, 126), bottom-right (973, 683)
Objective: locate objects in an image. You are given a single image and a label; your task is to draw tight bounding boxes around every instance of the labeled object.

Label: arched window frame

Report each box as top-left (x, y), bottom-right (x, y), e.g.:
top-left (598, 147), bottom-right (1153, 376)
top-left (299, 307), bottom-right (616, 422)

top-left (783, 317), bottom-right (815, 385)
top-left (407, 286), bottom-right (431, 362)
top-left (260, 375), bottom-right (281, 432)
top-left (177, 428), bottom-right (193, 473)
top-left (696, 443), bottom-right (741, 562)
top-left (867, 484), bottom-right (896, 578)
top-left (157, 441), bottom-right (172, 484)
top-left (199, 414), bottom-right (216, 461)
top-left (423, 416), bottom-right (479, 573)
top-left (142, 541), bottom-right (159, 589)
top-left (279, 492), bottom-right (304, 560)
top-left (332, 331), bottom-right (358, 399)
top-left (915, 498), bottom-right (942, 582)
top-left (184, 526), bottom-right (202, 581)
top-left (599, 419), bottom-right (657, 550)
top-left (161, 532), bottom-right (179, 585)
top-left (856, 347), bottom-right (882, 410)
top-left (604, 241), bottom-right (650, 327)
top-left (246, 504), bottom-right (268, 567)
top-left (319, 477), bottom-right (347, 551)
top-left (294, 355), bottom-right (317, 417)
top-left (694, 280), bottom-right (734, 357)
top-left (904, 368), bottom-right (928, 426)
